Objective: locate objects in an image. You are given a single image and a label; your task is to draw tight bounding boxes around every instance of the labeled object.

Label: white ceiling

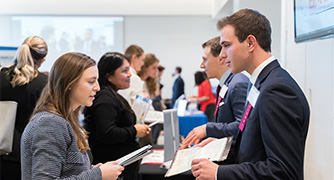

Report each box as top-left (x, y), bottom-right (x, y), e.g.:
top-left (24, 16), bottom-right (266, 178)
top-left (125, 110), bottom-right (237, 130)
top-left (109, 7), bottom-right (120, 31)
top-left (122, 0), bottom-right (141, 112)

top-left (0, 0), bottom-right (229, 17)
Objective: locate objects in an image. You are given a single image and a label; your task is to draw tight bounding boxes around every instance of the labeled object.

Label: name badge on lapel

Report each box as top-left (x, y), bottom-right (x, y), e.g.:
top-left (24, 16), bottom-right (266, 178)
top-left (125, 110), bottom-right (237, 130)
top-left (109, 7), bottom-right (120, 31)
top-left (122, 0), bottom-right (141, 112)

top-left (219, 85), bottom-right (228, 99)
top-left (218, 85), bottom-right (228, 107)
top-left (247, 86), bottom-right (260, 107)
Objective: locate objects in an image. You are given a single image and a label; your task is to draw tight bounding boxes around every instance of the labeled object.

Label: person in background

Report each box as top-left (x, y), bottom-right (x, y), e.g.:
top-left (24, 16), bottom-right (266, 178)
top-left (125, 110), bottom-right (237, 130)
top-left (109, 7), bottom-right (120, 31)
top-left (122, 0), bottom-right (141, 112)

top-left (40, 26), bottom-right (58, 61)
top-left (138, 53), bottom-right (162, 144)
top-left (157, 65), bottom-right (165, 97)
top-left (21, 52), bottom-right (124, 180)
top-left (191, 9), bottom-right (310, 180)
top-left (0, 36), bottom-right (48, 180)
top-left (84, 52), bottom-right (150, 180)
top-left (138, 53), bottom-right (160, 100)
top-left (181, 36), bottom-right (249, 149)
top-left (150, 65), bottom-right (167, 144)
top-left (171, 66), bottom-right (185, 108)
top-left (187, 71), bottom-right (216, 122)
top-left (118, 44), bottom-right (145, 106)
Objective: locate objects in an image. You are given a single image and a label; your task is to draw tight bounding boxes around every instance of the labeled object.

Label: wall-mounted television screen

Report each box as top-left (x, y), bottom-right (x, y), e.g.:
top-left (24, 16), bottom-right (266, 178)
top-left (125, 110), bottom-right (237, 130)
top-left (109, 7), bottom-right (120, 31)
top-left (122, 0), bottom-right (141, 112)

top-left (294, 0), bottom-right (334, 43)
top-left (1, 15), bottom-right (124, 72)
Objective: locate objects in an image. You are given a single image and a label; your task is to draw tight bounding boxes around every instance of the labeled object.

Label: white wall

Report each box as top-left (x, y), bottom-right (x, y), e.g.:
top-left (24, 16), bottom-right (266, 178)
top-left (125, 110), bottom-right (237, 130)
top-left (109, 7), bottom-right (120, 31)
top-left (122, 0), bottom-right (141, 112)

top-left (0, 16), bottom-right (12, 46)
top-left (282, 0), bottom-right (334, 179)
top-left (237, 0), bottom-right (282, 62)
top-left (0, 0), bottom-right (213, 16)
top-left (124, 16), bottom-right (219, 98)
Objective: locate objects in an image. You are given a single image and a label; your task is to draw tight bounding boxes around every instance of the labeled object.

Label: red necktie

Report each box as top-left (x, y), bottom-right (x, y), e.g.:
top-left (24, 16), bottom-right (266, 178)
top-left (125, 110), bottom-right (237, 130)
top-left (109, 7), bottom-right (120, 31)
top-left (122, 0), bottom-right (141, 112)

top-left (214, 85), bottom-right (222, 117)
top-left (215, 85), bottom-right (221, 102)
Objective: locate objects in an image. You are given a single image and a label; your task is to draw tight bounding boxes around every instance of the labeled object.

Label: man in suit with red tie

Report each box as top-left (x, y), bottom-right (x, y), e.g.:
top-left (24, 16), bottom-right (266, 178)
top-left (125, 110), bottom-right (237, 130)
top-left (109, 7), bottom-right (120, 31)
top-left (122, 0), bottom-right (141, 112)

top-left (181, 36), bottom-right (249, 147)
top-left (191, 9), bottom-right (310, 180)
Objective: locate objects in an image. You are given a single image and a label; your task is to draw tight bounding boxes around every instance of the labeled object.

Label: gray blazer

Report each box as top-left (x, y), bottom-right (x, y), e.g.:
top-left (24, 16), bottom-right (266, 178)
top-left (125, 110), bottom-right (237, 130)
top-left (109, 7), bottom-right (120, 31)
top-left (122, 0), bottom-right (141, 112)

top-left (21, 111), bottom-right (102, 180)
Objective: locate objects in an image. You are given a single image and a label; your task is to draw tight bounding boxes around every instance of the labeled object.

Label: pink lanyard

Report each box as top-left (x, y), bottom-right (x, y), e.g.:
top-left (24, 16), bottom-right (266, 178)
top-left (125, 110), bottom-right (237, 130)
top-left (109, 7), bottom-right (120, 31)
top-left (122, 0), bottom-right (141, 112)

top-left (214, 96), bottom-right (222, 116)
top-left (238, 102), bottom-right (252, 132)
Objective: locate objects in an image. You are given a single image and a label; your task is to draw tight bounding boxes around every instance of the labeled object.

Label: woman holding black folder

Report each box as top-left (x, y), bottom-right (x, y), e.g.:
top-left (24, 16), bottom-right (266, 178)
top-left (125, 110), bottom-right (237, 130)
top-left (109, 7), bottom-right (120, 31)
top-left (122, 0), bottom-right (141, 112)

top-left (21, 52), bottom-right (124, 180)
top-left (84, 52), bottom-right (151, 180)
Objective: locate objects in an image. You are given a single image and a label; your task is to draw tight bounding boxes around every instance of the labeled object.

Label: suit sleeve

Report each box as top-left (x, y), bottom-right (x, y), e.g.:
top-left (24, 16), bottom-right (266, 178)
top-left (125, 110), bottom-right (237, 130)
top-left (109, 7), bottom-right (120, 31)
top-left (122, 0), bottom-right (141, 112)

top-left (171, 79), bottom-right (183, 106)
top-left (206, 81), bottom-right (248, 138)
top-left (217, 82), bottom-right (308, 180)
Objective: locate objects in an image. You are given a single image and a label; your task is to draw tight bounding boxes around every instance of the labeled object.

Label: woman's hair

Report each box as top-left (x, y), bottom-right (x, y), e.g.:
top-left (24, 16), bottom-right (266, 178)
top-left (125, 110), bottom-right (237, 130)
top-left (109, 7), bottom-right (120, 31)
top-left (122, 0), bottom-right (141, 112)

top-left (6, 36), bottom-right (48, 87)
top-left (194, 71), bottom-right (208, 86)
top-left (138, 53), bottom-right (159, 97)
top-left (158, 65), bottom-right (165, 72)
top-left (124, 44), bottom-right (144, 62)
top-left (33, 52), bottom-right (95, 152)
top-left (97, 52), bottom-right (134, 112)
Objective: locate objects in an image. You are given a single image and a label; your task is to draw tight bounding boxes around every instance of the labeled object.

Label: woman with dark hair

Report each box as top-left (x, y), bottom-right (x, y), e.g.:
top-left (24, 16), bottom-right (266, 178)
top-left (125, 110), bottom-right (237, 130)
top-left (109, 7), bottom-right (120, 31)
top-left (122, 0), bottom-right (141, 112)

top-left (84, 52), bottom-right (151, 180)
top-left (187, 71), bottom-right (216, 122)
top-left (21, 52), bottom-right (124, 180)
top-left (0, 36), bottom-right (48, 180)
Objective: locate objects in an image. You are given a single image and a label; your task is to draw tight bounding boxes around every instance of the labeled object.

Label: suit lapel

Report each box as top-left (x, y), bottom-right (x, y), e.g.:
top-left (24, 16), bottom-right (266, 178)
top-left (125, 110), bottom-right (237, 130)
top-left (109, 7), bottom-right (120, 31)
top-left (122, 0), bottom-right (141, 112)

top-left (214, 72), bottom-right (233, 122)
top-left (254, 60), bottom-right (280, 90)
top-left (224, 72), bottom-right (234, 86)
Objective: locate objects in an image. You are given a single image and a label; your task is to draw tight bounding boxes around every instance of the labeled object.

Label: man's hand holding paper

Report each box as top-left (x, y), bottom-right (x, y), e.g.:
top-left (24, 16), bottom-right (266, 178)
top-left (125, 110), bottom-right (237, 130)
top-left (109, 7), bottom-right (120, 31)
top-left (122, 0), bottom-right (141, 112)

top-left (191, 158), bottom-right (218, 179)
top-left (165, 137), bottom-right (233, 177)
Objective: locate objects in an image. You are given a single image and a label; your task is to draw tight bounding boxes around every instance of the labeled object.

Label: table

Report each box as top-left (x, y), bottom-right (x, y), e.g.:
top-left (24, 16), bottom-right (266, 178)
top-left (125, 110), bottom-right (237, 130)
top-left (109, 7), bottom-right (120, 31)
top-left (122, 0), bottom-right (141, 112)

top-left (138, 145), bottom-right (195, 180)
top-left (138, 164), bottom-right (194, 180)
top-left (178, 113), bottom-right (208, 137)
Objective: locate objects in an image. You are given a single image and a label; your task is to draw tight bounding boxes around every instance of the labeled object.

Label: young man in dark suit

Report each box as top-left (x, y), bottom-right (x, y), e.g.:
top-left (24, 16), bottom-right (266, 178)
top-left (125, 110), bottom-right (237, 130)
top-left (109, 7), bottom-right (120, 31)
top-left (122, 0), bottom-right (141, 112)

top-left (180, 36), bottom-right (249, 147)
top-left (171, 66), bottom-right (185, 107)
top-left (191, 9), bottom-right (310, 180)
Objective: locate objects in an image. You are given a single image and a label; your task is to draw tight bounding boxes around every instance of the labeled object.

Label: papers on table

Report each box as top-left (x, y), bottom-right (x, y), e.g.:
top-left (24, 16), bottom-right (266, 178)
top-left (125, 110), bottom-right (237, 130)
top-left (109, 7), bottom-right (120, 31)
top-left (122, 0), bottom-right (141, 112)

top-left (116, 145), bottom-right (153, 167)
top-left (140, 149), bottom-right (164, 165)
top-left (165, 137), bottom-right (233, 177)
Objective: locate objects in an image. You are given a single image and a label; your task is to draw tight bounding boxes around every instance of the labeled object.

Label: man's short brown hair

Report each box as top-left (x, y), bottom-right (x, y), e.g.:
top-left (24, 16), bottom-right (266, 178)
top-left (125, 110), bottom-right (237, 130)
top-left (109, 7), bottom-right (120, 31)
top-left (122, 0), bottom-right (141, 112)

top-left (202, 36), bottom-right (222, 57)
top-left (217, 9), bottom-right (272, 52)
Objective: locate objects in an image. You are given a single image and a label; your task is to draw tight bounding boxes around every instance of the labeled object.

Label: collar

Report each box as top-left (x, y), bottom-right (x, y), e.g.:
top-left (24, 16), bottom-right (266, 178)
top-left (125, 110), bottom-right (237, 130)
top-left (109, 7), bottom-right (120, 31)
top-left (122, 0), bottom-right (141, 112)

top-left (219, 69), bottom-right (231, 86)
top-left (250, 56), bottom-right (276, 85)
top-left (173, 74), bottom-right (180, 80)
top-left (130, 67), bottom-right (137, 75)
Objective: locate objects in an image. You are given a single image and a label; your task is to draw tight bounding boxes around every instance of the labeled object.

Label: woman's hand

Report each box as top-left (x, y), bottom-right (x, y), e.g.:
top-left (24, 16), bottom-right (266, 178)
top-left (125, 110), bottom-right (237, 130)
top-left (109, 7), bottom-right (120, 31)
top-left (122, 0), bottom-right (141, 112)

top-left (99, 161), bottom-right (124, 180)
top-left (134, 124), bottom-right (151, 138)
